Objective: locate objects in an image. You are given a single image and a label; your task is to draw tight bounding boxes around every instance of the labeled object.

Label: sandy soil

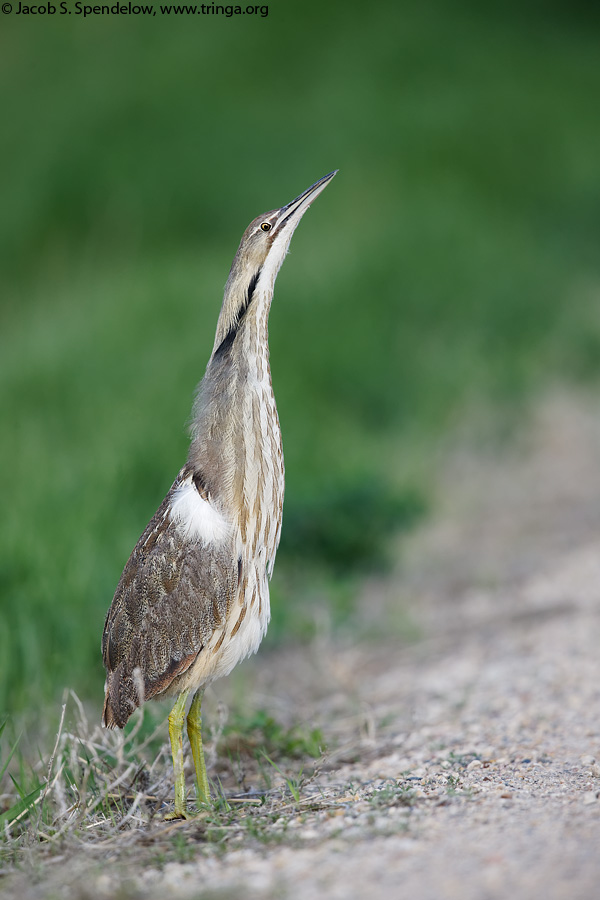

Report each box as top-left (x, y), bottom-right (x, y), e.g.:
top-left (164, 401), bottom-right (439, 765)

top-left (3, 390), bottom-right (600, 899)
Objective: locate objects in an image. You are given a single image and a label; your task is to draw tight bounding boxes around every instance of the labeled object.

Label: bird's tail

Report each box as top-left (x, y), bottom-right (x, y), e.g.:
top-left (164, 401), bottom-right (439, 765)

top-left (101, 665), bottom-right (145, 729)
top-left (102, 692), bottom-right (118, 729)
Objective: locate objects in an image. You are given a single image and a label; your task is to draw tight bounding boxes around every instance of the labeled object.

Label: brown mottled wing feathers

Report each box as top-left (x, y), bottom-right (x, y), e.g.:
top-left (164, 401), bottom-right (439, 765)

top-left (102, 480), bottom-right (236, 728)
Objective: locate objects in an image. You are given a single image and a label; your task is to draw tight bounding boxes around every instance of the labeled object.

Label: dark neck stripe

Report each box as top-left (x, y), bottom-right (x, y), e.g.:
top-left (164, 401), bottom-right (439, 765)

top-left (213, 267), bottom-right (261, 359)
top-left (240, 268), bottom-right (261, 319)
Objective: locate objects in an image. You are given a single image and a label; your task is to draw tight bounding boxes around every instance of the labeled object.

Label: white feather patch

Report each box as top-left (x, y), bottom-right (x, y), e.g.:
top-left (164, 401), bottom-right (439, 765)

top-left (255, 227), bottom-right (292, 295)
top-left (170, 480), bottom-right (231, 545)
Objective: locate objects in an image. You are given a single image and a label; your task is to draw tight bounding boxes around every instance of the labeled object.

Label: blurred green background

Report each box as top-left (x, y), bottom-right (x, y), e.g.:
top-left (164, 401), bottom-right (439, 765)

top-left (1, 1), bottom-right (600, 719)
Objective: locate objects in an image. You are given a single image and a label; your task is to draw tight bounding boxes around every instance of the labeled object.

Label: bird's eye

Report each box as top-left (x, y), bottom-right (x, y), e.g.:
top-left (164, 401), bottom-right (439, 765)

top-left (260, 222), bottom-right (271, 232)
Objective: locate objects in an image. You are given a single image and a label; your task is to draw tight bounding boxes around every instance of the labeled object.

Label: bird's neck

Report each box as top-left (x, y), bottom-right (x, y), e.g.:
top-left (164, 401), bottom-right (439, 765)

top-left (187, 283), bottom-right (282, 518)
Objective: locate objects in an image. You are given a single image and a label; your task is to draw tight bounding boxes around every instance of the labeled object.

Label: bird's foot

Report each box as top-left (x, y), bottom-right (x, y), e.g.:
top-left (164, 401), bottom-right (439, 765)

top-left (164, 801), bottom-right (213, 820)
top-left (164, 807), bottom-right (197, 821)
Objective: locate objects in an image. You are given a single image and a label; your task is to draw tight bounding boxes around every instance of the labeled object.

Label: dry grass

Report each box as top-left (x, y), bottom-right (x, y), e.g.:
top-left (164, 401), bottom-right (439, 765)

top-left (0, 688), bottom-right (371, 875)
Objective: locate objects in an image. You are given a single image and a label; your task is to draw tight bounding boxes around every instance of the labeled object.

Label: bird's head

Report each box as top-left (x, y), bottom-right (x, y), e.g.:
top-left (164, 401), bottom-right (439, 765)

top-left (213, 171), bottom-right (337, 352)
top-left (234, 169), bottom-right (338, 274)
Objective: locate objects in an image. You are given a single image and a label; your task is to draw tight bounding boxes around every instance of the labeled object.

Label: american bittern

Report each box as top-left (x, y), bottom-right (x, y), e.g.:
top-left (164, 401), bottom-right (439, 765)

top-left (101, 171), bottom-right (337, 817)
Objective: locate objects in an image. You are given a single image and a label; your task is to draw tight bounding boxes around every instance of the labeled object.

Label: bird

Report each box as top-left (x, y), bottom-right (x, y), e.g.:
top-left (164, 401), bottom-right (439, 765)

top-left (101, 170), bottom-right (337, 818)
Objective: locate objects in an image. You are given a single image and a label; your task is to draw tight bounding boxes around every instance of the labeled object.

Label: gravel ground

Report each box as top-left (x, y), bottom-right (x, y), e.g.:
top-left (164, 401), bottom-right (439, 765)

top-left (3, 390), bottom-right (600, 899)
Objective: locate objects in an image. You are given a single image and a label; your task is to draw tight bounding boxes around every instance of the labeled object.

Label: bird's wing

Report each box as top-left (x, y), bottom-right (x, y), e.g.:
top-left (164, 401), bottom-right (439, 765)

top-left (102, 468), bottom-right (237, 728)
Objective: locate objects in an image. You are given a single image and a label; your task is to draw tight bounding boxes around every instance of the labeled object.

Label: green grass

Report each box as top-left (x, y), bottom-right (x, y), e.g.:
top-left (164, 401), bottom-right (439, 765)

top-left (1, 1), bottom-right (600, 718)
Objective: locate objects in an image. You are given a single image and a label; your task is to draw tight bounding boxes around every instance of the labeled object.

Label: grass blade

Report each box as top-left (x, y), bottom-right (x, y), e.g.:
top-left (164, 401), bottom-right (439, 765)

top-left (0, 722), bottom-right (21, 785)
top-left (0, 783), bottom-right (43, 828)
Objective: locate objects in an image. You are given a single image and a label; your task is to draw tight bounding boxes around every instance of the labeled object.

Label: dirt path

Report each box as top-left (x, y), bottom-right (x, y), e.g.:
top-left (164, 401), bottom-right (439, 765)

top-left (4, 391), bottom-right (600, 899)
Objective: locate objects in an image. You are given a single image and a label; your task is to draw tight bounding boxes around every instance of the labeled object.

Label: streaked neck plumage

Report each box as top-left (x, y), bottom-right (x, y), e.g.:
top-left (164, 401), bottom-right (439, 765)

top-left (187, 227), bottom-right (288, 557)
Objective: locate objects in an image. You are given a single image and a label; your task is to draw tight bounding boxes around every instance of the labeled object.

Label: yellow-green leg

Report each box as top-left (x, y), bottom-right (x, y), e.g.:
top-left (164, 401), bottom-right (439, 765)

top-left (187, 689), bottom-right (211, 806)
top-left (166, 689), bottom-right (191, 819)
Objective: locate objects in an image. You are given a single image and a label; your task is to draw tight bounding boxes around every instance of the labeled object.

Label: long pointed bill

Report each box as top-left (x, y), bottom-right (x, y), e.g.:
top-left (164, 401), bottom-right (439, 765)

top-left (276, 170), bottom-right (338, 234)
